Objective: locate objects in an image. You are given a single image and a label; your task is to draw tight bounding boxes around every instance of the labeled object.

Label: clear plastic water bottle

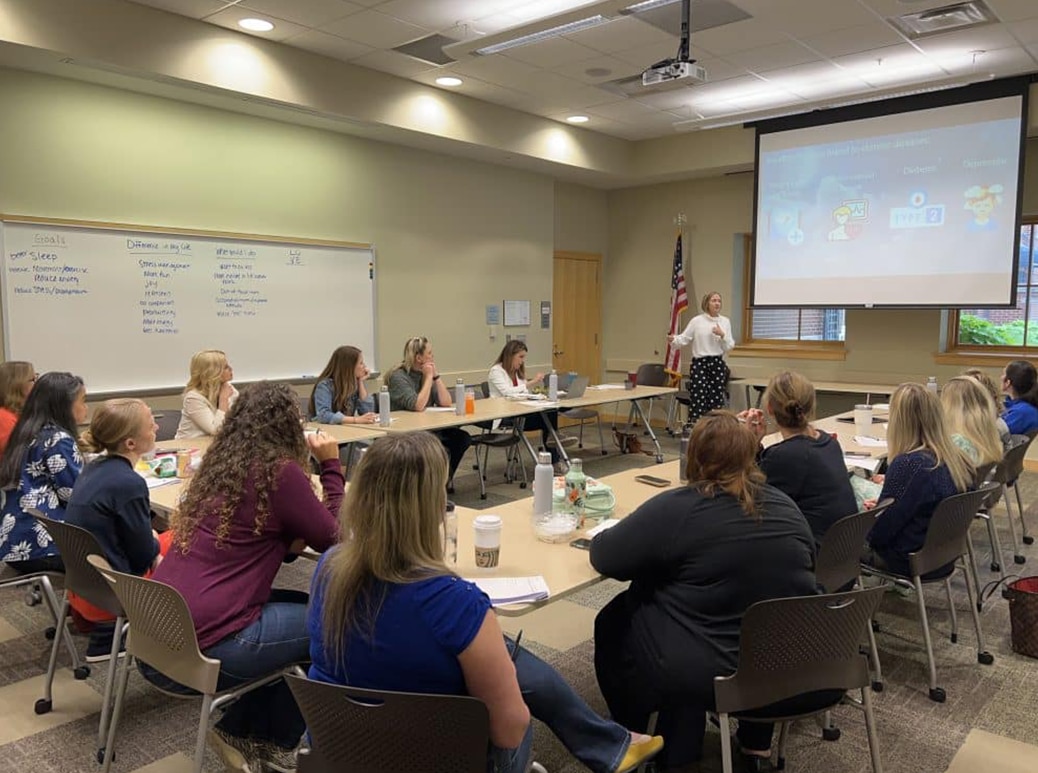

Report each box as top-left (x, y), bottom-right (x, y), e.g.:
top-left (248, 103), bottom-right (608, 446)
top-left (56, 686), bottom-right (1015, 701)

top-left (926, 376), bottom-right (939, 395)
top-left (548, 371), bottom-right (559, 401)
top-left (564, 457), bottom-right (587, 528)
top-left (378, 386), bottom-right (391, 427)
top-left (679, 427), bottom-right (690, 483)
top-left (455, 378), bottom-right (466, 416)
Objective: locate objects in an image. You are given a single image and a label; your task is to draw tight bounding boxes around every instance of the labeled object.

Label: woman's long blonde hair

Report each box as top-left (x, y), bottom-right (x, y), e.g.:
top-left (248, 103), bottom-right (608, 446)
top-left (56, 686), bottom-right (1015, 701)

top-left (316, 432), bottom-right (451, 660)
top-left (184, 349), bottom-right (228, 406)
top-left (310, 346), bottom-right (362, 416)
top-left (888, 382), bottom-right (973, 492)
top-left (941, 376), bottom-right (1003, 467)
top-left (686, 410), bottom-right (766, 519)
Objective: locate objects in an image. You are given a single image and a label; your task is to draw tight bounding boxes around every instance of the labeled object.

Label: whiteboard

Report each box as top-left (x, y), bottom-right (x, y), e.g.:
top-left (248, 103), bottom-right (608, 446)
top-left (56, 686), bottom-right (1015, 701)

top-left (0, 218), bottom-right (377, 394)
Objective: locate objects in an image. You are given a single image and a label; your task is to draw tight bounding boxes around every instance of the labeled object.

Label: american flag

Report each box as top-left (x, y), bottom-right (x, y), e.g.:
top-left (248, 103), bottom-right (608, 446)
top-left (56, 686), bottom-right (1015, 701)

top-left (664, 234), bottom-right (688, 374)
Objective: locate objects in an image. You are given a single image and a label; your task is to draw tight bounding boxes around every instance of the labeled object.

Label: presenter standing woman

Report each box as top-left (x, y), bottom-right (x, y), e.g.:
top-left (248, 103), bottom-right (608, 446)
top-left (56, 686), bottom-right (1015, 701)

top-left (668, 291), bottom-right (734, 425)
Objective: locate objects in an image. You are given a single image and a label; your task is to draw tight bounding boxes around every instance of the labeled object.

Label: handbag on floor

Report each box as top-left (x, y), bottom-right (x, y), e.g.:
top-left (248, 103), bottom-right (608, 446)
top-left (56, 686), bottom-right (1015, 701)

top-left (1006, 576), bottom-right (1038, 659)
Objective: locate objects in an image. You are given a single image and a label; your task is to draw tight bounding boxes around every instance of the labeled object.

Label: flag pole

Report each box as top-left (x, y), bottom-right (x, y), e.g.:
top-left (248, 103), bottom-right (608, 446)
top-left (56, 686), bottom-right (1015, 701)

top-left (664, 212), bottom-right (689, 386)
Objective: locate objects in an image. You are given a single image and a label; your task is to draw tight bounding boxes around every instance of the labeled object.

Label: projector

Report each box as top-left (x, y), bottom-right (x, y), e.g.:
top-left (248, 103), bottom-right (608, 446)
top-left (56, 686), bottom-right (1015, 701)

top-left (641, 60), bottom-right (708, 87)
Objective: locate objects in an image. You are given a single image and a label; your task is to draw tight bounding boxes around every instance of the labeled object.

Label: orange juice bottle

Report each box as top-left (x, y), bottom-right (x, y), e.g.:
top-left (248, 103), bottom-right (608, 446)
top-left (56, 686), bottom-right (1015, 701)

top-left (465, 389), bottom-right (475, 415)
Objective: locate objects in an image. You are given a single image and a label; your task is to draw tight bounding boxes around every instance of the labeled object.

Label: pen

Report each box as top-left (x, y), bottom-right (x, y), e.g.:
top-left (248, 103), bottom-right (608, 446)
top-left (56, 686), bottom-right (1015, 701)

top-left (511, 630), bottom-right (523, 663)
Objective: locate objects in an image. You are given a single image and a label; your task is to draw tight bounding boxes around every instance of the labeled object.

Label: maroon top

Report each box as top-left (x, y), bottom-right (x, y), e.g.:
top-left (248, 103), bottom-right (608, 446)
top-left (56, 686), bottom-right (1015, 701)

top-left (153, 458), bottom-right (343, 650)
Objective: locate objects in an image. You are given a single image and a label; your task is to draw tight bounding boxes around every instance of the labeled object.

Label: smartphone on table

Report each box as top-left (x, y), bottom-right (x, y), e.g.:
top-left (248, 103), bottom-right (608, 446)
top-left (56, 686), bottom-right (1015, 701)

top-left (570, 538), bottom-right (592, 550)
top-left (634, 474), bottom-right (670, 487)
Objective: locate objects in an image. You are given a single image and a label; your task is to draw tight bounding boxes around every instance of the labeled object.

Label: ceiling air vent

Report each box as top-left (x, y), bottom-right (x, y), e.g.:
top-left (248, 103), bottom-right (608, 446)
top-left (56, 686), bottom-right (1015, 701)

top-left (887, 0), bottom-right (997, 40)
top-left (392, 34), bottom-right (458, 66)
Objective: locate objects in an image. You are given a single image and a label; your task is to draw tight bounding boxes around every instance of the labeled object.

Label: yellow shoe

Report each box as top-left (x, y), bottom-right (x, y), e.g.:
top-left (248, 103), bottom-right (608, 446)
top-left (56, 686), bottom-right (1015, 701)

top-left (616, 735), bottom-right (664, 773)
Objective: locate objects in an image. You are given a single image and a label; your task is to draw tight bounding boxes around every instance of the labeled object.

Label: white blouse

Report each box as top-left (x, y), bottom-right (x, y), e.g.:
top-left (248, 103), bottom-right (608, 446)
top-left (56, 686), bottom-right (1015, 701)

top-left (175, 385), bottom-right (239, 439)
top-left (487, 363), bottom-right (527, 398)
top-left (671, 313), bottom-right (734, 359)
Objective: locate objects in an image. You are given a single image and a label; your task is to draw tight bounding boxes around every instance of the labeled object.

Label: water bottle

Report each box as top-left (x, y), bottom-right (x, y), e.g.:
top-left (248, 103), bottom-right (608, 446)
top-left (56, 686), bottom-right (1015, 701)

top-left (548, 370), bottom-right (559, 401)
top-left (378, 385), bottom-right (391, 427)
top-left (564, 458), bottom-right (587, 528)
top-left (443, 501), bottom-right (458, 566)
top-left (926, 376), bottom-right (938, 395)
top-left (679, 427), bottom-right (690, 483)
top-left (455, 378), bottom-right (466, 416)
top-left (532, 452), bottom-right (554, 518)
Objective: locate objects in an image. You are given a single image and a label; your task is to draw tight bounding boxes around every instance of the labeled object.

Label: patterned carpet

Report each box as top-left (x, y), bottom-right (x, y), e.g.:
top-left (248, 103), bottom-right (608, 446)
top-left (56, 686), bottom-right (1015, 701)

top-left (2, 426), bottom-right (1037, 773)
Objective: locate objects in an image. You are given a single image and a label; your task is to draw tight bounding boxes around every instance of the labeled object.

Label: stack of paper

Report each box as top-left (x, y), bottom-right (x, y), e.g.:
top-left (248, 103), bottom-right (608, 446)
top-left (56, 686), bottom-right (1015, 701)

top-left (853, 435), bottom-right (888, 448)
top-left (472, 576), bottom-right (550, 606)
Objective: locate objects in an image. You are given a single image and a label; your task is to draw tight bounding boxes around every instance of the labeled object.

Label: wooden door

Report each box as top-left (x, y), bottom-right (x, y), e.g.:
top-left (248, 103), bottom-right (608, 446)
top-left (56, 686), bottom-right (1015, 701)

top-left (552, 251), bottom-right (602, 382)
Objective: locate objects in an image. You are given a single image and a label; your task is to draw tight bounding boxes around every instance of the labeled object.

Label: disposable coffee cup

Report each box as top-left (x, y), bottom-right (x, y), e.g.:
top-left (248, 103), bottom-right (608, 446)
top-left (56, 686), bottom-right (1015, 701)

top-left (626, 372), bottom-right (637, 390)
top-left (854, 404), bottom-right (873, 437)
top-left (473, 514), bottom-right (502, 569)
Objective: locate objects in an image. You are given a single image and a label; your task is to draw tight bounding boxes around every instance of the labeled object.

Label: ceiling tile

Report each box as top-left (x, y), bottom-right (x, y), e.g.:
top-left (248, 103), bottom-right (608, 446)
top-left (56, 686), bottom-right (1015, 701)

top-left (610, 39), bottom-right (683, 69)
top-left (324, 9), bottom-right (431, 48)
top-left (551, 54), bottom-right (643, 85)
top-left (1008, 18), bottom-right (1038, 46)
top-left (782, 74), bottom-right (874, 101)
top-left (563, 17), bottom-right (677, 54)
top-left (731, 0), bottom-right (876, 36)
top-left (911, 23), bottom-right (1021, 56)
top-left (283, 29), bottom-right (375, 61)
top-left (585, 98), bottom-right (664, 122)
top-left (930, 45), bottom-right (1037, 76)
top-left (634, 85), bottom-right (700, 110)
top-left (202, 7), bottom-right (309, 41)
top-left (980, 0), bottom-right (1038, 22)
top-left (755, 60), bottom-right (858, 89)
top-left (237, 0), bottom-right (364, 27)
top-left (692, 18), bottom-right (796, 56)
top-left (725, 40), bottom-right (821, 74)
top-left (833, 45), bottom-right (944, 86)
top-left (498, 37), bottom-right (601, 68)
top-left (801, 22), bottom-right (906, 58)
top-left (376, 0), bottom-right (519, 31)
top-left (131, 0), bottom-right (229, 18)
top-left (351, 48), bottom-right (439, 77)
top-left (452, 55), bottom-right (540, 88)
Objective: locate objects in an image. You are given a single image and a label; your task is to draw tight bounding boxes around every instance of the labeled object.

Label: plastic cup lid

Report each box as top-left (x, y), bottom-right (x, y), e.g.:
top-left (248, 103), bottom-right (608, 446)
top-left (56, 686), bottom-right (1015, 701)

top-left (474, 514), bottom-right (502, 529)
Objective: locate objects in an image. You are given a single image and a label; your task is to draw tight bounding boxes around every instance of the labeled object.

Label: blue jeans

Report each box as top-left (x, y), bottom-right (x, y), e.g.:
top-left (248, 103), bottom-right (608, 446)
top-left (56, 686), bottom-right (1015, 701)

top-left (138, 589), bottom-right (309, 749)
top-left (507, 637), bottom-right (629, 773)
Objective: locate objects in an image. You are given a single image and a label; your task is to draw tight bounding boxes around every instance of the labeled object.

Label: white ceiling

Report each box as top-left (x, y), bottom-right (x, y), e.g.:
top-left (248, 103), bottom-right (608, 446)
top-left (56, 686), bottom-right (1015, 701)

top-left (124, 0), bottom-right (1038, 139)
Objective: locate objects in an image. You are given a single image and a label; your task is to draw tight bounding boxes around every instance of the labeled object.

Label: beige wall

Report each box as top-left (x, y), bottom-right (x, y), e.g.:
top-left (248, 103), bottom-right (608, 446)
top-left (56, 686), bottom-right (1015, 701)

top-left (600, 139), bottom-right (1038, 395)
top-left (553, 182), bottom-right (608, 258)
top-left (0, 67), bottom-right (555, 394)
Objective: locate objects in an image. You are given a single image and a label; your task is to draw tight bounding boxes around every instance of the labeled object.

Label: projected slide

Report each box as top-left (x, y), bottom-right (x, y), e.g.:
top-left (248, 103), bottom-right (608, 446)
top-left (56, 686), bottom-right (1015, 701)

top-left (754, 95), bottom-right (1023, 307)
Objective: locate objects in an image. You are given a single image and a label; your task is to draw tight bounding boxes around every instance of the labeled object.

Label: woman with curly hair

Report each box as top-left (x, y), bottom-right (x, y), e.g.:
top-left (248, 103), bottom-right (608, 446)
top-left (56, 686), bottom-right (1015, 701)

top-left (145, 381), bottom-right (343, 773)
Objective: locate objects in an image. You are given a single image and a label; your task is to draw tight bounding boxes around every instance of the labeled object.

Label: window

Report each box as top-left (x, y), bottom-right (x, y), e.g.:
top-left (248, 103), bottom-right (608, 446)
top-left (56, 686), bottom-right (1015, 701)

top-left (739, 236), bottom-right (846, 351)
top-left (953, 220), bottom-right (1036, 349)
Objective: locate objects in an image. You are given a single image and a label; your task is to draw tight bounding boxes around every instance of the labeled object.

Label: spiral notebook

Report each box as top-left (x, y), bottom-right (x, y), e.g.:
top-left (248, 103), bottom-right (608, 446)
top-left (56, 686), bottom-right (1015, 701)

top-left (472, 576), bottom-right (550, 606)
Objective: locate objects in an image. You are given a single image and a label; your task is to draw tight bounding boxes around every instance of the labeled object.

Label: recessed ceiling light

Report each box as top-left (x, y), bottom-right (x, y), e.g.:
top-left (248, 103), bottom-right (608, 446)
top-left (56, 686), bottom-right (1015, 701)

top-left (238, 18), bottom-right (275, 32)
top-left (435, 76), bottom-right (463, 87)
top-left (566, 115), bottom-right (590, 124)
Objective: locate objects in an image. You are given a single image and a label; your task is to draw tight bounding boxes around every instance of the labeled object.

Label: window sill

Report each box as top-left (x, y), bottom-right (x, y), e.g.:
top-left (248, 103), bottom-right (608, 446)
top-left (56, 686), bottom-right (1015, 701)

top-left (731, 344), bottom-right (847, 362)
top-left (933, 351), bottom-right (1027, 367)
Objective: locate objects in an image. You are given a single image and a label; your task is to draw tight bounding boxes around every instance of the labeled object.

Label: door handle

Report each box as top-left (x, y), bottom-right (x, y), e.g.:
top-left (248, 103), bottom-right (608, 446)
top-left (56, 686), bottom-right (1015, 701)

top-left (553, 348), bottom-right (564, 357)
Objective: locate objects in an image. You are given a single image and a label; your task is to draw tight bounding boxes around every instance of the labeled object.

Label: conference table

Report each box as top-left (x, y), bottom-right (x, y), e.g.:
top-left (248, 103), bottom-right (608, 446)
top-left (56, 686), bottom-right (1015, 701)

top-left (145, 407), bottom-right (886, 613)
top-left (733, 377), bottom-right (898, 411)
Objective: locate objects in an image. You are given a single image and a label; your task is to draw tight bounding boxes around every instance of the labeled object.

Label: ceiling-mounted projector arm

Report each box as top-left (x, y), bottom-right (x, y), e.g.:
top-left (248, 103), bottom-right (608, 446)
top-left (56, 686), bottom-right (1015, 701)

top-left (677, 0), bottom-right (691, 63)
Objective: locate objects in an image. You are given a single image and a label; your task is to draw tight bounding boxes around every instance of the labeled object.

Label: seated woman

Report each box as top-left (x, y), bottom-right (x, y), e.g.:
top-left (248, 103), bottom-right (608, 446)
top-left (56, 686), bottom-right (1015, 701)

top-left (0, 372), bottom-right (88, 573)
top-left (0, 360), bottom-right (36, 455)
top-left (963, 368), bottom-right (1011, 443)
top-left (309, 345), bottom-right (377, 425)
top-left (591, 411), bottom-right (818, 771)
top-left (175, 349), bottom-right (238, 439)
top-left (941, 376), bottom-right (1003, 469)
top-left (739, 370), bottom-right (857, 545)
top-left (145, 382), bottom-right (343, 773)
top-left (306, 432), bottom-right (663, 773)
top-left (1000, 360), bottom-right (1038, 437)
top-left (65, 399), bottom-right (173, 661)
top-left (864, 383), bottom-right (974, 577)
top-left (385, 336), bottom-right (471, 490)
top-left (487, 340), bottom-right (560, 466)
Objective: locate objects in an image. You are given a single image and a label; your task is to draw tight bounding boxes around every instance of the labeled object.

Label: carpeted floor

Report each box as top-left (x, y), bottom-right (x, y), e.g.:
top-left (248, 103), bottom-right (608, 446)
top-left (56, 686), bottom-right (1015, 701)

top-left (2, 425), bottom-right (1038, 773)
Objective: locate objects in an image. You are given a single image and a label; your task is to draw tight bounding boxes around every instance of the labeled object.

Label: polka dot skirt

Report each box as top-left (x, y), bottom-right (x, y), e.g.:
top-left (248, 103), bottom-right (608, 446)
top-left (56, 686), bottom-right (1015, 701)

top-left (688, 355), bottom-right (730, 423)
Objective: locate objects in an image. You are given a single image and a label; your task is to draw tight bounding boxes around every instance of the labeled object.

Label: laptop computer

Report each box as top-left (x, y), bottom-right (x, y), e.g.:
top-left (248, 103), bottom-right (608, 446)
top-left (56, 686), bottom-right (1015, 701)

top-left (561, 375), bottom-right (589, 399)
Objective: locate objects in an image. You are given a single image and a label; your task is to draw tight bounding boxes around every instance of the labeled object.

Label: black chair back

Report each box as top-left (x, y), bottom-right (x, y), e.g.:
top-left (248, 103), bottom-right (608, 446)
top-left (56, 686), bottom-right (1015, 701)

top-left (909, 485), bottom-right (995, 577)
top-left (815, 502), bottom-right (892, 593)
